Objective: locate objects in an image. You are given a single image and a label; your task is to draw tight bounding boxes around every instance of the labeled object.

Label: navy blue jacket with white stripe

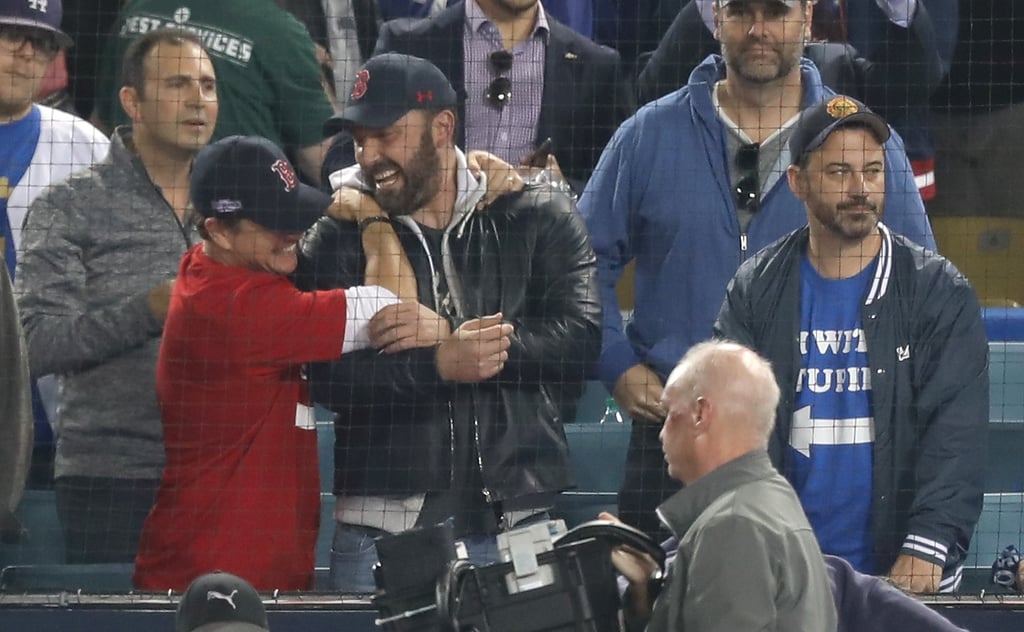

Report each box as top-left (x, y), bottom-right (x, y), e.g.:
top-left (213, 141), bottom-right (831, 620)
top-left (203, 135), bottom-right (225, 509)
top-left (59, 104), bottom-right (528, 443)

top-left (714, 223), bottom-right (988, 585)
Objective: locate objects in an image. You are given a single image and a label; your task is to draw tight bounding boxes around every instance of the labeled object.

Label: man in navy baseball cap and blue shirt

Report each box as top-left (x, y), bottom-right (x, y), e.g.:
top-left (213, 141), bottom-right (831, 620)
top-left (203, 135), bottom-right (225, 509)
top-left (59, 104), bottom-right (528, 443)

top-left (132, 135), bottom-right (414, 590)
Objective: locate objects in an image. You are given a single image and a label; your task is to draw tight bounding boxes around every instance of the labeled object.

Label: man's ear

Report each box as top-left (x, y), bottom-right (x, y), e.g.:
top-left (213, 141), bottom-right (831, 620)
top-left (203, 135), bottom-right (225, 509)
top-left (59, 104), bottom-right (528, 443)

top-left (119, 86), bottom-right (142, 123)
top-left (693, 396), bottom-right (711, 432)
top-left (787, 164), bottom-right (807, 202)
top-left (432, 109), bottom-right (456, 148)
top-left (205, 217), bottom-right (235, 250)
top-left (711, 1), bottom-right (722, 42)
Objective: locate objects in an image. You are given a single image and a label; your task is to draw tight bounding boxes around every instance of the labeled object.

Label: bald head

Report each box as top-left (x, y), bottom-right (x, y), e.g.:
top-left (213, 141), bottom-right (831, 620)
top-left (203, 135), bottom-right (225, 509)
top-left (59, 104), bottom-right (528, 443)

top-left (667, 340), bottom-right (779, 440)
top-left (660, 341), bottom-right (780, 482)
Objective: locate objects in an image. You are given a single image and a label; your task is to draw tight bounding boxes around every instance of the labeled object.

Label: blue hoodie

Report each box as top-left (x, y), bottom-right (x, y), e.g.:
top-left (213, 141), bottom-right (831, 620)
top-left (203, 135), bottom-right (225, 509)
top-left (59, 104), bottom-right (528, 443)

top-left (579, 55), bottom-right (935, 388)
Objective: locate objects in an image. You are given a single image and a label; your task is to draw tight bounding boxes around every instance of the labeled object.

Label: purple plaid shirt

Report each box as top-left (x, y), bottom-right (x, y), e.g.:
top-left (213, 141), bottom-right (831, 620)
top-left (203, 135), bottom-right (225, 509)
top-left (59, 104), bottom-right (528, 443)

top-left (463, 0), bottom-right (548, 165)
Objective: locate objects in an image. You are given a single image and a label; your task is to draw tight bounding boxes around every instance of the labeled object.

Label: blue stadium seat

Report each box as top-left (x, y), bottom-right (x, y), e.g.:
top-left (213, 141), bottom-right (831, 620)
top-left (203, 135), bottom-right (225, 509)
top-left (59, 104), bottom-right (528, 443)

top-left (0, 490), bottom-right (64, 569)
top-left (964, 346), bottom-right (1024, 591)
top-left (557, 419), bottom-right (632, 527)
top-left (983, 308), bottom-right (1024, 342)
top-left (574, 380), bottom-right (615, 424)
top-left (986, 424), bottom-right (1024, 493)
top-left (990, 342), bottom-right (1024, 425)
top-left (987, 342), bottom-right (1024, 495)
top-left (967, 493), bottom-right (1024, 570)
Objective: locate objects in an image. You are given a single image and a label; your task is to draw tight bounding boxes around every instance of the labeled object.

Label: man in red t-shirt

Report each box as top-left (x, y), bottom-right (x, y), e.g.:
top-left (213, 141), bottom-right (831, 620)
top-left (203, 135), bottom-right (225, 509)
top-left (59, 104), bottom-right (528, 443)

top-left (134, 135), bottom-right (409, 591)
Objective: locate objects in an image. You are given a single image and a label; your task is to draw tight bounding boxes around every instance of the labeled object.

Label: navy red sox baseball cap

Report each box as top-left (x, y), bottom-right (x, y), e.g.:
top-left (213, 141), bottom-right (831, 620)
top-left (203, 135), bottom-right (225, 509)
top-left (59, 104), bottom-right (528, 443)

top-left (190, 136), bottom-right (331, 234)
top-left (176, 571), bottom-right (269, 632)
top-left (323, 53), bottom-right (458, 135)
top-left (789, 95), bottom-right (891, 166)
top-left (0, 0), bottom-right (73, 49)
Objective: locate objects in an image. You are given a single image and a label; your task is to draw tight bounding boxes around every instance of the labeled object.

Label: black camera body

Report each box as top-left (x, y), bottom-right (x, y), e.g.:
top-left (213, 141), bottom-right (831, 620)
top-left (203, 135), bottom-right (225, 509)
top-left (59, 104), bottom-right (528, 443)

top-left (371, 520), bottom-right (663, 632)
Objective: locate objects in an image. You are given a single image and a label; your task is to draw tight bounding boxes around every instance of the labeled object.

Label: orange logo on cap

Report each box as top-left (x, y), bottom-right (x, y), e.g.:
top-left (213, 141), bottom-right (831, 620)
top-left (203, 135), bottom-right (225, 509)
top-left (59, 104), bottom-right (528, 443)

top-left (825, 96), bottom-right (859, 119)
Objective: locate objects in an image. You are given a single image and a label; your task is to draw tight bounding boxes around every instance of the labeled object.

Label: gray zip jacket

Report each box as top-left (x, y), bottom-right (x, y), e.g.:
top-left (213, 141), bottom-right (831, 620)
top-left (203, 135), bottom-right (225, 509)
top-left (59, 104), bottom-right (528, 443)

top-left (15, 127), bottom-right (194, 480)
top-left (648, 451), bottom-right (838, 632)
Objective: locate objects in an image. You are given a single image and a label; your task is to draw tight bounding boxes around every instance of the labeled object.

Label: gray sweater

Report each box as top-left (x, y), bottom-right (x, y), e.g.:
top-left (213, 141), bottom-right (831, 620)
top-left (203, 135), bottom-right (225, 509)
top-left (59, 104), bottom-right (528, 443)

top-left (15, 127), bottom-right (195, 480)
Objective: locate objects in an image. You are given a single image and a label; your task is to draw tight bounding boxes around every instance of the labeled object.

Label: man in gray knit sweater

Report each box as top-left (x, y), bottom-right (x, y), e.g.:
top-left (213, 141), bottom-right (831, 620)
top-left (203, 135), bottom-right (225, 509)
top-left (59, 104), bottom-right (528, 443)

top-left (15, 28), bottom-right (218, 563)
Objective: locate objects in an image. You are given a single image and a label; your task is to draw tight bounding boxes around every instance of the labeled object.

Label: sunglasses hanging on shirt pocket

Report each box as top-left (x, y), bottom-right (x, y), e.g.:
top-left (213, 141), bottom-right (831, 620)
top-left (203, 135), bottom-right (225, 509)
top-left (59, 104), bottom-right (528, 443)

top-left (486, 50), bottom-right (514, 110)
top-left (734, 142), bottom-right (761, 215)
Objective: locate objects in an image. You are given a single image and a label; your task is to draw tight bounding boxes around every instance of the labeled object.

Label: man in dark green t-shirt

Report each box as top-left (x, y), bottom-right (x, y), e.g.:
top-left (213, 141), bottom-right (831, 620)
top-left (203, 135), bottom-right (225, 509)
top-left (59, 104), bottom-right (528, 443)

top-left (92, 0), bottom-right (335, 184)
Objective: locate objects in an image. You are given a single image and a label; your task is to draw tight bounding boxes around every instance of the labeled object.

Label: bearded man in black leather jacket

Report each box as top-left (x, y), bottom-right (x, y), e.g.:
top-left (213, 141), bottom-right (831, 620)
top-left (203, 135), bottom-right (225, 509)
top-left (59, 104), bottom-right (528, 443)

top-left (294, 53), bottom-right (601, 593)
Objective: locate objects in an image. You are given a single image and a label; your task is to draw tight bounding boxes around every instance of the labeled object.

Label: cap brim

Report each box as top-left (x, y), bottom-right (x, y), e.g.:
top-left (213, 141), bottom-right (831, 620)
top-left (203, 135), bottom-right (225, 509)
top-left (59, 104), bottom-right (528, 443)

top-left (251, 183), bottom-right (331, 234)
top-left (191, 622), bottom-right (268, 632)
top-left (323, 103), bottom-right (405, 136)
top-left (52, 29), bottom-right (73, 49)
top-left (0, 18), bottom-right (73, 48)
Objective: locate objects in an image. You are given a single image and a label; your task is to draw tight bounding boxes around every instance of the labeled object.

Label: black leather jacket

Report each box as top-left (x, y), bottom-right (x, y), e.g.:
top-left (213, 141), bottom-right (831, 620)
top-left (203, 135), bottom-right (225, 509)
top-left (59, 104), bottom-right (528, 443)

top-left (295, 184), bottom-right (600, 506)
top-left (715, 225), bottom-right (988, 576)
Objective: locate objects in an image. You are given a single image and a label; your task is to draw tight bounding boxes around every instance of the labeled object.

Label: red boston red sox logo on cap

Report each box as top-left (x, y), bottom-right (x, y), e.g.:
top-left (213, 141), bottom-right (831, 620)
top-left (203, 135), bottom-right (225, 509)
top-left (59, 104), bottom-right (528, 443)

top-left (271, 159), bottom-right (298, 192)
top-left (417, 90), bottom-right (433, 103)
top-left (352, 69), bottom-right (369, 100)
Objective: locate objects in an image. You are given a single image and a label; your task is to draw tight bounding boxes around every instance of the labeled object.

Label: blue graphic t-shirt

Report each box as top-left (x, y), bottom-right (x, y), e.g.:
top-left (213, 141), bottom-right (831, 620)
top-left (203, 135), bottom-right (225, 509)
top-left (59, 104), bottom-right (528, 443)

top-left (788, 253), bottom-right (878, 573)
top-left (0, 105), bottom-right (42, 278)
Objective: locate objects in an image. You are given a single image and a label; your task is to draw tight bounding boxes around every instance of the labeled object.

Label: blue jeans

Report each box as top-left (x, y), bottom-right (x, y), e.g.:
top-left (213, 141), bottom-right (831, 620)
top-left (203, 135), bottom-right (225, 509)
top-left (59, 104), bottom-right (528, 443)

top-left (329, 523), bottom-right (506, 594)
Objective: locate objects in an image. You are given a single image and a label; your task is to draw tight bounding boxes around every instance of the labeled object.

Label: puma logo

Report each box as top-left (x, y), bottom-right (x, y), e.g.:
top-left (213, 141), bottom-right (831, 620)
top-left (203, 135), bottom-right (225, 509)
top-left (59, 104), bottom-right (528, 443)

top-left (207, 589), bottom-right (238, 609)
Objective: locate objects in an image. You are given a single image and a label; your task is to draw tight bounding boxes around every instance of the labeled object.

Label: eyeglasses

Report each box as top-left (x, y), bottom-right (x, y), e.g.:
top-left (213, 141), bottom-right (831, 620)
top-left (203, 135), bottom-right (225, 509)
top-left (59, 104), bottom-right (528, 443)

top-left (734, 142), bottom-right (760, 214)
top-left (0, 24), bottom-right (60, 57)
top-left (485, 50), bottom-right (513, 109)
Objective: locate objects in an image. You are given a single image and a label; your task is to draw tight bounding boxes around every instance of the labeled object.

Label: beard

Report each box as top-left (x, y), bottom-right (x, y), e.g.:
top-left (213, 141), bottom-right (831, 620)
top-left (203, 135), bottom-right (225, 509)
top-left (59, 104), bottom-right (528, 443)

top-left (367, 127), bottom-right (442, 217)
top-left (812, 196), bottom-right (883, 242)
top-left (722, 37), bottom-right (803, 84)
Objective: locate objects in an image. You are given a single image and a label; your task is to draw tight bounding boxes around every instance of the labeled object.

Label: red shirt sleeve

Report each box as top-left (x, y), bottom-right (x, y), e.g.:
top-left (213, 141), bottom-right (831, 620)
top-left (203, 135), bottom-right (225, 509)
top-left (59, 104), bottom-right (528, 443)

top-left (225, 273), bottom-right (350, 365)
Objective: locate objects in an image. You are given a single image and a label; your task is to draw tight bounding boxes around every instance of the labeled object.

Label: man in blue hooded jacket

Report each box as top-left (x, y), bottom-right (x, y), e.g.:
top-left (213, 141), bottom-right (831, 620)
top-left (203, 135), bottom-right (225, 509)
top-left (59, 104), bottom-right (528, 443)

top-left (578, 0), bottom-right (934, 537)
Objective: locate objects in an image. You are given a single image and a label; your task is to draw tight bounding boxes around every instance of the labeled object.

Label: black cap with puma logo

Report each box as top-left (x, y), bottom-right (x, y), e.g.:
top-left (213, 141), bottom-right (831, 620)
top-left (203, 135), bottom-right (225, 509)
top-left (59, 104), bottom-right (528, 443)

top-left (176, 571), bottom-right (269, 632)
